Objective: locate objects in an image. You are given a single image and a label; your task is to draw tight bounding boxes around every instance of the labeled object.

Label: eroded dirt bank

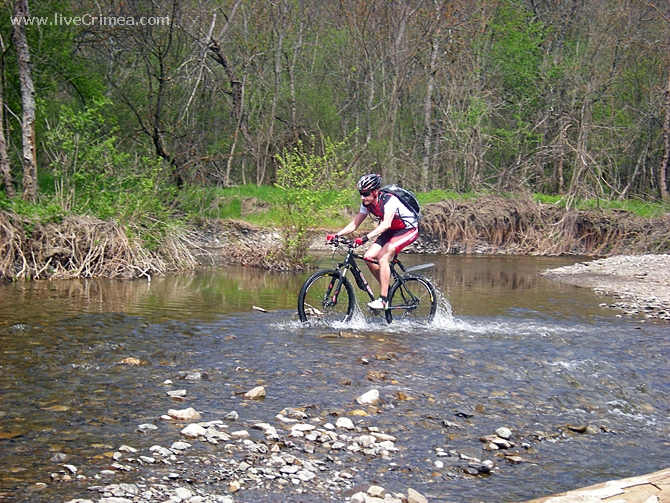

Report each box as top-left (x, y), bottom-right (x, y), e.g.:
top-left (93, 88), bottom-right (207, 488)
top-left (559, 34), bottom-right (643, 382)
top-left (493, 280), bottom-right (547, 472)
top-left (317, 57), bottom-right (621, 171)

top-left (418, 196), bottom-right (670, 256)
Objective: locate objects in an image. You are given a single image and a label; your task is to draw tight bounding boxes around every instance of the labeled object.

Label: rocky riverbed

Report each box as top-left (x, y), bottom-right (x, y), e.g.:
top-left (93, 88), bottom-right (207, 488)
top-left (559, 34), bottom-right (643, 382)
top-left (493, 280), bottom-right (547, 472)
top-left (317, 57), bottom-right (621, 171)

top-left (540, 254), bottom-right (670, 321)
top-left (55, 383), bottom-right (470, 503)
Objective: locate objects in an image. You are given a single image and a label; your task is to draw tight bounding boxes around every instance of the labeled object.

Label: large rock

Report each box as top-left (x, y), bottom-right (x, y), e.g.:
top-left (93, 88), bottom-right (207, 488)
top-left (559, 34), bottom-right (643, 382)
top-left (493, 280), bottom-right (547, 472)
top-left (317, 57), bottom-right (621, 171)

top-left (356, 389), bottom-right (380, 406)
top-left (244, 386), bottom-right (266, 399)
top-left (167, 407), bottom-right (201, 421)
top-left (407, 488), bottom-right (429, 503)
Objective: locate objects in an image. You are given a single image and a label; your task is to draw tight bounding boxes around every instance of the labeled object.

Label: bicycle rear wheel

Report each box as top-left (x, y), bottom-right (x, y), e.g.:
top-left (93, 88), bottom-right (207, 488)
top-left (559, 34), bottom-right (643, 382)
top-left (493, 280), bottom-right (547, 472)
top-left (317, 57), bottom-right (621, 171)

top-left (297, 270), bottom-right (355, 324)
top-left (385, 274), bottom-right (437, 324)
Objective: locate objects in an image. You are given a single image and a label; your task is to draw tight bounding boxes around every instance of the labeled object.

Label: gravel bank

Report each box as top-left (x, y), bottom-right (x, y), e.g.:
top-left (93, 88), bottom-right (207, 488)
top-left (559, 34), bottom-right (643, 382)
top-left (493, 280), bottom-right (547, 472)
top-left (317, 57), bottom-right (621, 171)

top-left (540, 254), bottom-right (670, 321)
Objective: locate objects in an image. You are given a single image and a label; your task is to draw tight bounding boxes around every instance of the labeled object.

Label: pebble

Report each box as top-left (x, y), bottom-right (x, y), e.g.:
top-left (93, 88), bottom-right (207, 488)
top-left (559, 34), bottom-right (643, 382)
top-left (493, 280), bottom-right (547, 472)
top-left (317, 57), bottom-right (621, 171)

top-left (181, 424), bottom-right (207, 438)
top-left (137, 423), bottom-right (157, 432)
top-left (243, 386), bottom-right (266, 399)
top-left (495, 427), bottom-right (512, 439)
top-left (171, 441), bottom-right (191, 451)
top-left (224, 410), bottom-right (240, 421)
top-left (356, 389), bottom-right (380, 405)
top-left (336, 417), bottom-right (355, 430)
top-left (167, 407), bottom-right (202, 421)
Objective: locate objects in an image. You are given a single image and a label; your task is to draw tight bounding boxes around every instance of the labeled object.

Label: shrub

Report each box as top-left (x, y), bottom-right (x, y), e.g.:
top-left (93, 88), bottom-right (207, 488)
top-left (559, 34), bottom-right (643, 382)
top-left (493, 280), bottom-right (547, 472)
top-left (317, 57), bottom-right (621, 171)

top-left (275, 135), bottom-right (353, 266)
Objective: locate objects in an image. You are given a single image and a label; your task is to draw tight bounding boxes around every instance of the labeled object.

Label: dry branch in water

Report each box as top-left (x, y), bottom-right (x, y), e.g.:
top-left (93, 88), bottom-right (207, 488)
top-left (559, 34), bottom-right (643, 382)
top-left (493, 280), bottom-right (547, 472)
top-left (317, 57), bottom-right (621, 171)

top-left (0, 212), bottom-right (197, 280)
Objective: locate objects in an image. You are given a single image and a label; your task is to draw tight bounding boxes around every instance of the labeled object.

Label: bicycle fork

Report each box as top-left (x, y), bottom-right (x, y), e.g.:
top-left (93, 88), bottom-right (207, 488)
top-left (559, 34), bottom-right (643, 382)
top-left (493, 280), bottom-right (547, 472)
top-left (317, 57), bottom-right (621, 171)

top-left (325, 276), bottom-right (343, 307)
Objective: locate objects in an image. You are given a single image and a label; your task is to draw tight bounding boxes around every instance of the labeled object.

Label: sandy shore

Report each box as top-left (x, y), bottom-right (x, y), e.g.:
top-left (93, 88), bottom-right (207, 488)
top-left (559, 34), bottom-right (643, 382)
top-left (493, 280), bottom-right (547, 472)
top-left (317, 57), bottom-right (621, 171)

top-left (520, 467), bottom-right (670, 503)
top-left (540, 254), bottom-right (670, 321)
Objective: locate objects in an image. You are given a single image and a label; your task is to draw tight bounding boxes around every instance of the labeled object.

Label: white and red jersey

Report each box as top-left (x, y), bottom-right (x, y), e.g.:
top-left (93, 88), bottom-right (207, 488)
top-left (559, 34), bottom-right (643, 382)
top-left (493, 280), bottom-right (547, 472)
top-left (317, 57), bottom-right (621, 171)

top-left (360, 193), bottom-right (418, 231)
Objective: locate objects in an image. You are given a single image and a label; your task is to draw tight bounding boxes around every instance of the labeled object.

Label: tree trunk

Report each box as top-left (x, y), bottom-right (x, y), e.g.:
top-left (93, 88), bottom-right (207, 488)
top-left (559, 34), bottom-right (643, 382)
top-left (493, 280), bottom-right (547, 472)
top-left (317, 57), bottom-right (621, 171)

top-left (209, 38), bottom-right (255, 184)
top-left (660, 72), bottom-right (670, 202)
top-left (0, 35), bottom-right (15, 198)
top-left (288, 16), bottom-right (303, 140)
top-left (421, 1), bottom-right (440, 191)
top-left (13, 0), bottom-right (37, 202)
top-left (259, 2), bottom-right (287, 186)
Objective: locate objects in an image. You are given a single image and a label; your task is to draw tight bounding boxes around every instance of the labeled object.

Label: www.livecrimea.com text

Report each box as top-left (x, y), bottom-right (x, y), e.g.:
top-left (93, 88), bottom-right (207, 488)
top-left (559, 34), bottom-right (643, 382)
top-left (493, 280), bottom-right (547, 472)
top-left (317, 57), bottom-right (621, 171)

top-left (11, 13), bottom-right (171, 27)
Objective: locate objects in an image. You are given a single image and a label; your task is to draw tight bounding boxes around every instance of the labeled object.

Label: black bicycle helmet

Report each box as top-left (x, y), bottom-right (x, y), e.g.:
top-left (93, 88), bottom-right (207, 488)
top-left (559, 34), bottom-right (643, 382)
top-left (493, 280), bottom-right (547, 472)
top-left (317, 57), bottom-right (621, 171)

top-left (357, 173), bottom-right (382, 191)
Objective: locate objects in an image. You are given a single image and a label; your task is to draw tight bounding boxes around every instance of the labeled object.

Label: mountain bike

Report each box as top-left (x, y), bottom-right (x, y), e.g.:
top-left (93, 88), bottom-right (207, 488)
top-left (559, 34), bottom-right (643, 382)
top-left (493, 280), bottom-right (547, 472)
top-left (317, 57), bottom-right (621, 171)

top-left (297, 237), bottom-right (437, 324)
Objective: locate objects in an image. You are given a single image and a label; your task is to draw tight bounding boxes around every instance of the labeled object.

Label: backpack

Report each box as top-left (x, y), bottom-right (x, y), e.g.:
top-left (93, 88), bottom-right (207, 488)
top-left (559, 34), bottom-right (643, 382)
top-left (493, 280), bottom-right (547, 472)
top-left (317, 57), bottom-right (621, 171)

top-left (380, 184), bottom-right (421, 220)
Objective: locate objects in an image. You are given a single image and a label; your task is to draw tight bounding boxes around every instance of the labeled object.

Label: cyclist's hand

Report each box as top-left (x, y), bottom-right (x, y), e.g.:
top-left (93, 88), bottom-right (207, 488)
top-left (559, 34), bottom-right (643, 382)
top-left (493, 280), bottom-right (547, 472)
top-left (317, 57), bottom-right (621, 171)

top-left (326, 234), bottom-right (338, 244)
top-left (354, 235), bottom-right (369, 247)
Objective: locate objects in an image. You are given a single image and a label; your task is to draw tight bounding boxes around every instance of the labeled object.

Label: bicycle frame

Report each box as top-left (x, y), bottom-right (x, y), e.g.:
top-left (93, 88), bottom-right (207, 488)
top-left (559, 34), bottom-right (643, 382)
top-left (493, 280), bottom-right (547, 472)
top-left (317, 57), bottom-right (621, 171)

top-left (330, 238), bottom-right (415, 307)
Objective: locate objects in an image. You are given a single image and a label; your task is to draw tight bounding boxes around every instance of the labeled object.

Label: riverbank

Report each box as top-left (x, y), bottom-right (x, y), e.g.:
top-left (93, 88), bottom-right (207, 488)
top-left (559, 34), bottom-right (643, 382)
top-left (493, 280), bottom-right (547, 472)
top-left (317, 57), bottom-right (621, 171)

top-left (2, 196), bottom-right (670, 280)
top-left (540, 254), bottom-right (670, 321)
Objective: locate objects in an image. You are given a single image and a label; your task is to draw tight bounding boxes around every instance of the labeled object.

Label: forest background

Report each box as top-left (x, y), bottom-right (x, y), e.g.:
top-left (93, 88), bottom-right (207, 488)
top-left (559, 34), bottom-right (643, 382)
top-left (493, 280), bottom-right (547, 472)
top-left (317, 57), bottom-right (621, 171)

top-left (1, 0), bottom-right (670, 278)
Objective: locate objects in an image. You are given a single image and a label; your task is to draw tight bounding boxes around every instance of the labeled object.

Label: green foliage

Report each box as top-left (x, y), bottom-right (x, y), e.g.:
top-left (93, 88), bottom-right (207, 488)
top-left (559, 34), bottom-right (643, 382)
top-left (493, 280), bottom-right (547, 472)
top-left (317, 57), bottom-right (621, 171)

top-left (0, 196), bottom-right (65, 222)
top-left (275, 135), bottom-right (353, 265)
top-left (481, 1), bottom-right (549, 176)
top-left (41, 99), bottom-right (175, 249)
top-left (176, 186), bottom-right (244, 220)
top-left (488, 1), bottom-right (546, 103)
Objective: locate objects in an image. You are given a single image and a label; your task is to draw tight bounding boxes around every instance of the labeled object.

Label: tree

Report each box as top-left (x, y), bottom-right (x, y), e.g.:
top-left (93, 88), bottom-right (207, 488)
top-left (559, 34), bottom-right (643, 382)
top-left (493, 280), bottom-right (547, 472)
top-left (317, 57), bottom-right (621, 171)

top-left (662, 72), bottom-right (670, 202)
top-left (639, 0), bottom-right (670, 201)
top-left (12, 0), bottom-right (37, 201)
top-left (0, 34), bottom-right (14, 198)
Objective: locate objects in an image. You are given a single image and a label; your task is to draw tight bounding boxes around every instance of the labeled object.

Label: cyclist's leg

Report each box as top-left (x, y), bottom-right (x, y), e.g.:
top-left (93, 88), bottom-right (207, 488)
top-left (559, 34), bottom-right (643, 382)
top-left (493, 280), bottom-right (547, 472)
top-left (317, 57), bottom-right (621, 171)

top-left (387, 227), bottom-right (419, 255)
top-left (365, 230), bottom-right (397, 297)
top-left (363, 242), bottom-right (383, 286)
top-left (367, 228), bottom-right (417, 298)
top-left (376, 243), bottom-right (395, 297)
top-left (383, 228), bottom-right (419, 296)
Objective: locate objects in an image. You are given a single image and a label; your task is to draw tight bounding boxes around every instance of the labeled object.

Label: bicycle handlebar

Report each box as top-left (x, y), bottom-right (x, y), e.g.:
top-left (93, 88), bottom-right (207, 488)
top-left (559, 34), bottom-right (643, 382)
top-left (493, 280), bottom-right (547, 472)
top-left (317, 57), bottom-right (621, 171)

top-left (327, 236), bottom-right (355, 247)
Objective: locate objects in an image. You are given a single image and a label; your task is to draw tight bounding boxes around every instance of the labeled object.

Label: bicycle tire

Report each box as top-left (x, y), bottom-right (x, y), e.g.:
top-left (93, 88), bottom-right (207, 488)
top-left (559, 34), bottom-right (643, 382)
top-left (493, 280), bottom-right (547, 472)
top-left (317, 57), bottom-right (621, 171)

top-left (297, 270), bottom-right (355, 324)
top-left (385, 274), bottom-right (437, 324)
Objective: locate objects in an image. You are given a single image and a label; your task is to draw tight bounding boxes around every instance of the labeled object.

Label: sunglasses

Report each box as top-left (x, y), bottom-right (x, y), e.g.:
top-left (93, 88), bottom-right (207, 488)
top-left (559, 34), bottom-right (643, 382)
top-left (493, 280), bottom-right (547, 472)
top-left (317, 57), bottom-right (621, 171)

top-left (359, 191), bottom-right (373, 197)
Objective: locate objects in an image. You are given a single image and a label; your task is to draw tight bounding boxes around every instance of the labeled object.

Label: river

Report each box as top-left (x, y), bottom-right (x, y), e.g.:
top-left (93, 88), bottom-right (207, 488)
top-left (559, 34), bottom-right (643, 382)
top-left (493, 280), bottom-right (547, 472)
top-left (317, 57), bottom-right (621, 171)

top-left (0, 254), bottom-right (668, 503)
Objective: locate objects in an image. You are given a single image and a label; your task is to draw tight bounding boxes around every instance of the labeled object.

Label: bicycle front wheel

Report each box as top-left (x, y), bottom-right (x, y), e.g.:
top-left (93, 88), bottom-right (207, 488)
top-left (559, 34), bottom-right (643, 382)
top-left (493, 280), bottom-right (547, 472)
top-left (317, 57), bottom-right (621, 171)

top-left (297, 270), bottom-right (355, 324)
top-left (385, 274), bottom-right (437, 324)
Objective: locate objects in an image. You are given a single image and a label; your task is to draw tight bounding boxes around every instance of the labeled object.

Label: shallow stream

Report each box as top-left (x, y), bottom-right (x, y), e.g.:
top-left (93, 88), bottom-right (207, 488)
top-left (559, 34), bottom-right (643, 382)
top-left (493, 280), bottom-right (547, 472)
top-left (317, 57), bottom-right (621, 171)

top-left (1, 254), bottom-right (669, 502)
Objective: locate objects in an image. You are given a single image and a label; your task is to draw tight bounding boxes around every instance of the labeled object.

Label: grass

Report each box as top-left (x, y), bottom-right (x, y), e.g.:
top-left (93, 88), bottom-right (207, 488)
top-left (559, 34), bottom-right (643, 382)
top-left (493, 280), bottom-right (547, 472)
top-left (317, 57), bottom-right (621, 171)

top-left (533, 193), bottom-right (670, 218)
top-left (175, 184), bottom-right (360, 229)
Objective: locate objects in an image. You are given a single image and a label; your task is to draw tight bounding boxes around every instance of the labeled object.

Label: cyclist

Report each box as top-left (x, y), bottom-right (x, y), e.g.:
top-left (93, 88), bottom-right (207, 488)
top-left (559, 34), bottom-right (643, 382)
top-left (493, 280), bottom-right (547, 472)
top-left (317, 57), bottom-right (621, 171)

top-left (326, 173), bottom-right (419, 310)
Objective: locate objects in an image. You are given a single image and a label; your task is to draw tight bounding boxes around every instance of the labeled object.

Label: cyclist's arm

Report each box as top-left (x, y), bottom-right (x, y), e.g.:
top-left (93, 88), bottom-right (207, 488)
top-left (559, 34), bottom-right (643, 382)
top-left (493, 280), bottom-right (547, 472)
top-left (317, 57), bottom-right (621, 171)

top-left (336, 211), bottom-right (367, 237)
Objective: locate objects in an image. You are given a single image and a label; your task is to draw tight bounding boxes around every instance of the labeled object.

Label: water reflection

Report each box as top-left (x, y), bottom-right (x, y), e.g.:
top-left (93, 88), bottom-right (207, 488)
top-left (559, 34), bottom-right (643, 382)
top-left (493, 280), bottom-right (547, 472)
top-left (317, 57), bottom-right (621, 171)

top-left (0, 255), bottom-right (592, 322)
